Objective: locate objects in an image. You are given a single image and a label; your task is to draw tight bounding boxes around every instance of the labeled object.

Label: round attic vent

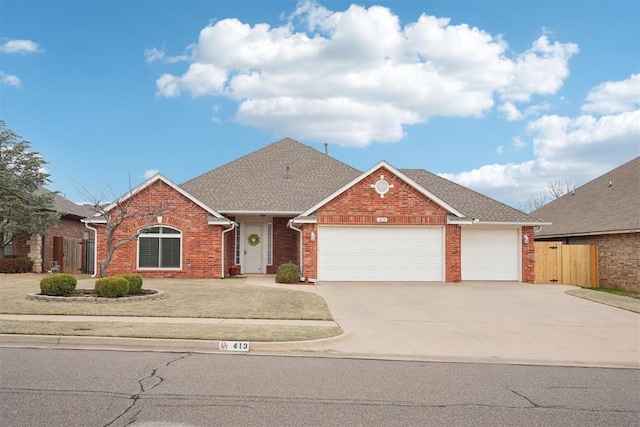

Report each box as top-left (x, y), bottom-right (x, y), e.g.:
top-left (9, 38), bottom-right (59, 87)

top-left (374, 179), bottom-right (390, 196)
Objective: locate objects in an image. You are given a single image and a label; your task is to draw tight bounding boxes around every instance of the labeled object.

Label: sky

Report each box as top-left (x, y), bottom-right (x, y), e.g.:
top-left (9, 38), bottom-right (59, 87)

top-left (1, 0), bottom-right (638, 209)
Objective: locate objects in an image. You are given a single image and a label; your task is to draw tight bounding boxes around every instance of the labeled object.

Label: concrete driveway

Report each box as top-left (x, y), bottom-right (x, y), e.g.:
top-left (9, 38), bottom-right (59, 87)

top-left (311, 281), bottom-right (639, 368)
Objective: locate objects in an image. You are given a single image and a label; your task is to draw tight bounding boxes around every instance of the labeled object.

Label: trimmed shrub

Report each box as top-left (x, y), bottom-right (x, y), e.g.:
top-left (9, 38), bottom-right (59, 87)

top-left (40, 274), bottom-right (77, 296)
top-left (95, 276), bottom-right (130, 298)
top-left (0, 256), bottom-right (33, 273)
top-left (276, 262), bottom-right (301, 283)
top-left (118, 274), bottom-right (143, 294)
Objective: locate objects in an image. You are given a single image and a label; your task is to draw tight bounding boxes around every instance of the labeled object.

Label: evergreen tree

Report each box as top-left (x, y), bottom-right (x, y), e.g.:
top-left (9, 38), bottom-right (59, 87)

top-left (0, 120), bottom-right (59, 254)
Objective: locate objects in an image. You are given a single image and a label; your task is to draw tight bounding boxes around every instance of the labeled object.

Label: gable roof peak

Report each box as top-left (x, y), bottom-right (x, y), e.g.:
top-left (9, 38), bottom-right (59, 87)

top-left (95, 173), bottom-right (225, 220)
top-left (299, 160), bottom-right (465, 218)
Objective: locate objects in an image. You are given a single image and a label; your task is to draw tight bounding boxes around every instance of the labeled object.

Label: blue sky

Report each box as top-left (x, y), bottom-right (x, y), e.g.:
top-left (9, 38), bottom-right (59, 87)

top-left (2, 0), bottom-right (638, 208)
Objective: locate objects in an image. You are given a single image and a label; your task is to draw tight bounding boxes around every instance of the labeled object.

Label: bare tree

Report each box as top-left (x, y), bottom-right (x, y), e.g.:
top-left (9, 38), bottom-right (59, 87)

top-left (519, 179), bottom-right (575, 213)
top-left (518, 190), bottom-right (550, 213)
top-left (80, 180), bottom-right (170, 277)
top-left (546, 179), bottom-right (574, 199)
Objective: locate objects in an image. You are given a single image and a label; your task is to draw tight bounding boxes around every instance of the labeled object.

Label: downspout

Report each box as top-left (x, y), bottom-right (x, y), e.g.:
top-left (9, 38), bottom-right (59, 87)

top-left (221, 222), bottom-right (236, 279)
top-left (287, 219), bottom-right (304, 279)
top-left (83, 221), bottom-right (98, 278)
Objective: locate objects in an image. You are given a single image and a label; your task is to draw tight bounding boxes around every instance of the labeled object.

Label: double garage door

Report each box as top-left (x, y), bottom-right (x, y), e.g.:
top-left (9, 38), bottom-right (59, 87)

top-left (317, 226), bottom-right (520, 282)
top-left (318, 226), bottom-right (444, 281)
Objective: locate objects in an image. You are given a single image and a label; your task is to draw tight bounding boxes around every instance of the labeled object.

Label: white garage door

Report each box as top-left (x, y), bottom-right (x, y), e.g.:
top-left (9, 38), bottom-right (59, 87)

top-left (318, 226), bottom-right (443, 281)
top-left (462, 228), bottom-right (519, 281)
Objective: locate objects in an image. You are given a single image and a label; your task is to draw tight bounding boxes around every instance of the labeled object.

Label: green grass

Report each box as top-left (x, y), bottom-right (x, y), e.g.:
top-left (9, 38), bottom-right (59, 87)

top-left (588, 287), bottom-right (640, 299)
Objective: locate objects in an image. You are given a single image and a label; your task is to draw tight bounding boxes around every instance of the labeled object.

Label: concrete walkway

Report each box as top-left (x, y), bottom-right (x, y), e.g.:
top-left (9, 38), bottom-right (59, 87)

top-left (1, 275), bottom-right (638, 368)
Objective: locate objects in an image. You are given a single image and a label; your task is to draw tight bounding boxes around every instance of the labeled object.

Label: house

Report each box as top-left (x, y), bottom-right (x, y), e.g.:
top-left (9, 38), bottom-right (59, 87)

top-left (86, 138), bottom-right (547, 282)
top-left (8, 188), bottom-right (95, 273)
top-left (532, 157), bottom-right (639, 291)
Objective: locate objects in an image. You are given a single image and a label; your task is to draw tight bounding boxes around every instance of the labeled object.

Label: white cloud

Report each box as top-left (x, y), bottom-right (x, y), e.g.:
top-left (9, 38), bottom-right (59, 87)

top-left (442, 108), bottom-right (640, 205)
top-left (0, 39), bottom-right (42, 54)
top-left (144, 47), bottom-right (165, 64)
top-left (496, 145), bottom-right (504, 154)
top-left (512, 136), bottom-right (527, 150)
top-left (498, 102), bottom-right (522, 121)
top-left (144, 169), bottom-right (159, 179)
top-left (152, 1), bottom-right (578, 146)
top-left (144, 46), bottom-right (192, 64)
top-left (582, 74), bottom-right (640, 114)
top-left (499, 35), bottom-right (578, 102)
top-left (0, 71), bottom-right (21, 87)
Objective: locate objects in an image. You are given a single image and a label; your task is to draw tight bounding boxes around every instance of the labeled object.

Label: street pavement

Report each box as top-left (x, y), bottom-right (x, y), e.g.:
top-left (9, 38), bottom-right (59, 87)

top-left (1, 276), bottom-right (638, 368)
top-left (1, 347), bottom-right (638, 426)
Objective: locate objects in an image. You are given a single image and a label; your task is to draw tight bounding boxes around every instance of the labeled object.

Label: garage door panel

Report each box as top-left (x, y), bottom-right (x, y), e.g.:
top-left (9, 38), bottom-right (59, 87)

top-left (318, 226), bottom-right (443, 282)
top-left (462, 228), bottom-right (519, 281)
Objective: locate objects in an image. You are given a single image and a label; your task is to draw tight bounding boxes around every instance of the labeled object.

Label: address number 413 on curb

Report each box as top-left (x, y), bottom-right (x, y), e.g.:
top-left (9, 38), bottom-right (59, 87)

top-left (219, 341), bottom-right (250, 352)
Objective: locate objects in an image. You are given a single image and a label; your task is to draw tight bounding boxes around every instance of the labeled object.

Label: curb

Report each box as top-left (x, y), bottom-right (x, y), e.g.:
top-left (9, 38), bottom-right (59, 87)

top-left (0, 330), bottom-right (351, 354)
top-left (565, 289), bottom-right (640, 314)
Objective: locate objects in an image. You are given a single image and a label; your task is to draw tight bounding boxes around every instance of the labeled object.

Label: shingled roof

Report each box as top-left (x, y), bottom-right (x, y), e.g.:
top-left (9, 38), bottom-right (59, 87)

top-left (35, 187), bottom-right (94, 219)
top-left (401, 169), bottom-right (543, 223)
top-left (181, 138), bottom-right (362, 213)
top-left (532, 157), bottom-right (640, 237)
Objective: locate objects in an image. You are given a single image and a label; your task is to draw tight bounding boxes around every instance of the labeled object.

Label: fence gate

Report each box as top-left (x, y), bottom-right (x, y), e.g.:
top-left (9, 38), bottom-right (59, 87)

top-left (53, 237), bottom-right (83, 274)
top-left (82, 239), bottom-right (95, 275)
top-left (535, 242), bottom-right (599, 287)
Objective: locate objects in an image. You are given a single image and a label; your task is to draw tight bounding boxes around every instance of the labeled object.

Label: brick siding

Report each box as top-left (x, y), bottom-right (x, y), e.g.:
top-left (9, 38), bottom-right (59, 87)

top-left (42, 216), bottom-right (88, 271)
top-left (94, 180), bottom-right (226, 278)
top-left (308, 167), bottom-right (457, 281)
top-left (267, 217), bottom-right (299, 274)
top-left (301, 167), bottom-right (534, 282)
top-left (568, 233), bottom-right (639, 292)
top-left (522, 227), bottom-right (535, 283)
top-left (10, 216), bottom-right (88, 272)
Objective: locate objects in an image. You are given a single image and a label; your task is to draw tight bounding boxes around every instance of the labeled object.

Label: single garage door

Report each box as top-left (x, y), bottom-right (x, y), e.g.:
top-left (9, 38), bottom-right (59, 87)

top-left (462, 228), bottom-right (519, 281)
top-left (318, 226), bottom-right (443, 281)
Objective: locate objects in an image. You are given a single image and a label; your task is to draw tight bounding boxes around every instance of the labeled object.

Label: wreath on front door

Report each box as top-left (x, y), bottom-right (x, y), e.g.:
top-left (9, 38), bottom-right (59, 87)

top-left (247, 233), bottom-right (261, 246)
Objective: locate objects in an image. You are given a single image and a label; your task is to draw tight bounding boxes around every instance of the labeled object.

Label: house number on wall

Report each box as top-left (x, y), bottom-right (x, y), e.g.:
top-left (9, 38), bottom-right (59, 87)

top-left (377, 217), bottom-right (388, 223)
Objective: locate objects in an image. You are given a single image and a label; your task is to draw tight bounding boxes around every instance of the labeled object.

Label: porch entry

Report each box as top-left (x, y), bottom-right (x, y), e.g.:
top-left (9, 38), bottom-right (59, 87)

top-left (243, 223), bottom-right (263, 274)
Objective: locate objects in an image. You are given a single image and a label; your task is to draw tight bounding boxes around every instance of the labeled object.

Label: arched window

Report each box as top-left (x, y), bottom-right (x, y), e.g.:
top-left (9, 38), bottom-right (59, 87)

top-left (138, 226), bottom-right (181, 269)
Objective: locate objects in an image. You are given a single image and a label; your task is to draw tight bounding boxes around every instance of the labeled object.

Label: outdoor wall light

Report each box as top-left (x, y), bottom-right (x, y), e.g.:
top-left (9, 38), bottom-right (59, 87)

top-left (523, 234), bottom-right (529, 244)
top-left (310, 231), bottom-right (316, 241)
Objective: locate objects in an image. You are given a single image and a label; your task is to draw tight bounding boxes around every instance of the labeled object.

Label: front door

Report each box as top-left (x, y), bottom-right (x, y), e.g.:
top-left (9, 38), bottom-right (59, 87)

top-left (244, 223), bottom-right (263, 274)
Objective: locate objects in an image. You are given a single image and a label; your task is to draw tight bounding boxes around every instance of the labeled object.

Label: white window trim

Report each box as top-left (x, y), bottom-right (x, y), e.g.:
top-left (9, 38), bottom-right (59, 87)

top-left (235, 224), bottom-right (241, 265)
top-left (137, 226), bottom-right (182, 270)
top-left (267, 223), bottom-right (273, 266)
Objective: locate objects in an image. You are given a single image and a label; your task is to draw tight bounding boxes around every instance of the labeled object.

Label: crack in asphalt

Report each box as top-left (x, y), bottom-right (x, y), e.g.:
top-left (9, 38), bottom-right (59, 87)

top-left (102, 352), bottom-right (193, 427)
top-left (2, 386), bottom-right (635, 419)
top-left (509, 388), bottom-right (540, 408)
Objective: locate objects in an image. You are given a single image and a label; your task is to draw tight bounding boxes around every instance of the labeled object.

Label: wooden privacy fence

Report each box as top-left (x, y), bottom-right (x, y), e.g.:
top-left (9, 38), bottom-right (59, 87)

top-left (53, 237), bottom-right (83, 274)
top-left (535, 242), bottom-right (599, 287)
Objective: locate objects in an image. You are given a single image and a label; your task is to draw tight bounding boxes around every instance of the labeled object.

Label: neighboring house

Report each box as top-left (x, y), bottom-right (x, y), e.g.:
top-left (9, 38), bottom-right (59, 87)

top-left (532, 157), bottom-right (639, 292)
top-left (86, 138), bottom-right (547, 282)
top-left (9, 188), bottom-right (95, 273)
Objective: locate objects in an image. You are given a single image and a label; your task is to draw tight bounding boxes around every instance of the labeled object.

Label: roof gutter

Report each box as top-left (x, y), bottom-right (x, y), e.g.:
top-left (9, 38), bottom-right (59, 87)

top-left (447, 218), bottom-right (552, 227)
top-left (287, 219), bottom-right (304, 278)
top-left (220, 221), bottom-right (237, 279)
top-left (218, 210), bottom-right (303, 216)
top-left (535, 228), bottom-right (640, 238)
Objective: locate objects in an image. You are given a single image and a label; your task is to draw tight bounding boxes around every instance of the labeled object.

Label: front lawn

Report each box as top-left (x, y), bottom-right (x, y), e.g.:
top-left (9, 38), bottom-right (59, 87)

top-left (0, 274), bottom-right (333, 320)
top-left (588, 287), bottom-right (640, 299)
